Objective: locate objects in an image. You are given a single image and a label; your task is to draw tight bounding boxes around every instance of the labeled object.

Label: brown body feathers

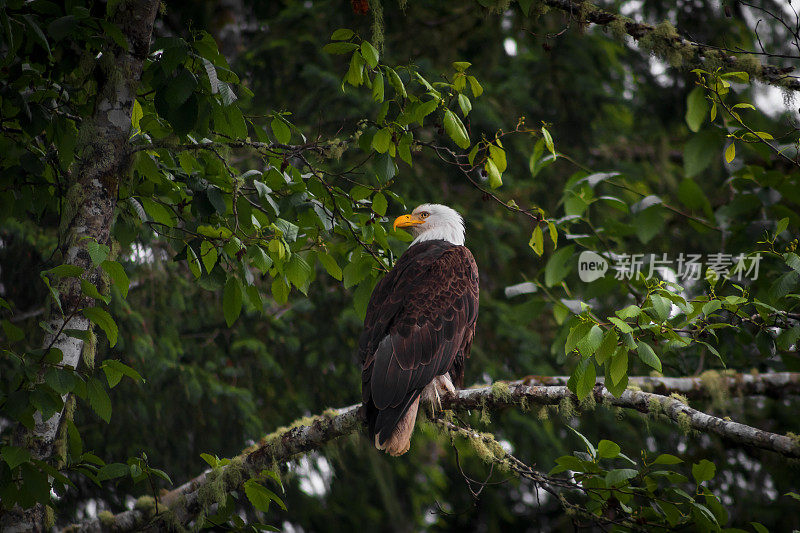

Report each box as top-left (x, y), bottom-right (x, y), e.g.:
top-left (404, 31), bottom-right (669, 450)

top-left (359, 240), bottom-right (479, 455)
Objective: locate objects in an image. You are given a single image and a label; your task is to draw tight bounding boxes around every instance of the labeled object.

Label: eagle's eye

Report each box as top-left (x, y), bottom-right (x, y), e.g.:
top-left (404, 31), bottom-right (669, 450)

top-left (419, 212), bottom-right (430, 219)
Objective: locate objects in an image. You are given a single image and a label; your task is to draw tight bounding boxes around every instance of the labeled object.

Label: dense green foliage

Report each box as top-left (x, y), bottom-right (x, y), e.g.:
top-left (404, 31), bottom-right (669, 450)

top-left (1, 0), bottom-right (799, 530)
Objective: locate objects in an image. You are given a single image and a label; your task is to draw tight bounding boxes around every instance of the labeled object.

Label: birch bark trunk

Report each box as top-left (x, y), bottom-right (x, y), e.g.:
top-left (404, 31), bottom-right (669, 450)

top-left (2, 2), bottom-right (160, 531)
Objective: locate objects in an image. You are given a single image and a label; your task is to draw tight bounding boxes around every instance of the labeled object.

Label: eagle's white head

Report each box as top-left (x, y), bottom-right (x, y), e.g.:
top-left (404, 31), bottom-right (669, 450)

top-left (393, 203), bottom-right (465, 246)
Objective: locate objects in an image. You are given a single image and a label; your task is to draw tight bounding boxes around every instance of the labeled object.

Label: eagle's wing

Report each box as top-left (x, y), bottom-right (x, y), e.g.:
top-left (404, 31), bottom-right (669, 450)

top-left (359, 241), bottom-right (479, 445)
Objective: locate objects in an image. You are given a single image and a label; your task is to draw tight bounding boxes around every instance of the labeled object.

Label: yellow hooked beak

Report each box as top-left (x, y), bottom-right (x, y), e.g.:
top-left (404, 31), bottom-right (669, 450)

top-left (393, 213), bottom-right (426, 232)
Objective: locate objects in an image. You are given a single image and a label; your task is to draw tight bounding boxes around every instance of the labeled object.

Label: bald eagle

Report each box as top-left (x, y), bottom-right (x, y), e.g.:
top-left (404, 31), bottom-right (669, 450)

top-left (359, 204), bottom-right (480, 456)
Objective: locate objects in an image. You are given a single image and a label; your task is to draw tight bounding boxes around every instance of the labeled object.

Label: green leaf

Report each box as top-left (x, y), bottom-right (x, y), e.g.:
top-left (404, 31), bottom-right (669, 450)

top-left (2, 319), bottom-right (24, 342)
top-left (565, 321), bottom-right (594, 355)
top-left (23, 14), bottom-right (50, 57)
top-left (249, 245), bottom-right (273, 274)
top-left (648, 294), bottom-right (672, 322)
top-left (372, 193), bottom-right (388, 216)
top-left (685, 87), bottom-right (708, 132)
top-left (87, 377), bottom-right (112, 423)
top-left (322, 42), bottom-right (359, 54)
top-left (343, 252), bottom-right (373, 289)
top-left (541, 127), bottom-right (556, 158)
top-left (361, 41), bottom-right (379, 68)
top-left (597, 440), bottom-right (620, 459)
top-left (529, 225), bottom-right (544, 256)
top-left (47, 264), bottom-right (84, 279)
top-left (548, 221), bottom-right (558, 248)
top-left (684, 130), bottom-right (720, 177)
top-left (201, 58), bottom-right (219, 94)
top-left (484, 158), bottom-right (502, 189)
top-left (488, 143), bottom-right (506, 173)
top-left (197, 225), bottom-right (232, 239)
top-left (200, 241), bottom-right (218, 273)
top-left (372, 70), bottom-right (384, 102)
top-left (372, 128), bottom-right (392, 153)
top-left (750, 523), bottom-right (769, 533)
top-left (443, 109), bottom-right (470, 149)
top-left (595, 330), bottom-right (618, 365)
top-left (636, 341), bottom-right (661, 372)
top-left (353, 275), bottom-right (378, 321)
top-left (48, 15), bottom-right (79, 42)
top-left (101, 261), bottom-right (130, 299)
top-left (271, 117), bottom-right (291, 144)
top-left (148, 467), bottom-right (173, 485)
top-left (577, 325), bottom-right (603, 358)
top-left (567, 426), bottom-right (596, 458)
top-left (467, 75), bottom-right (483, 97)
top-left (702, 299), bottom-right (721, 316)
top-left (2, 445), bottom-right (31, 469)
top-left (200, 453), bottom-right (219, 468)
top-left (83, 307), bottom-right (118, 347)
top-left (223, 276), bottom-right (243, 326)
top-left (165, 68), bottom-right (198, 108)
top-left (415, 98), bottom-right (439, 125)
top-left (776, 217), bottom-right (790, 236)
top-left (458, 94), bottom-right (472, 117)
top-left (721, 71), bottom-right (750, 83)
top-left (609, 347), bottom-right (628, 385)
top-left (271, 277), bottom-right (290, 304)
top-left (576, 359), bottom-right (596, 400)
top-left (86, 240), bottom-right (110, 267)
top-left (286, 254), bottom-right (313, 294)
top-left (769, 271), bottom-right (800, 302)
top-left (81, 279), bottom-right (110, 304)
top-left (140, 197), bottom-right (175, 227)
top-left (45, 367), bottom-right (76, 395)
top-left (218, 82), bottom-right (238, 106)
top-left (725, 142), bottom-right (736, 163)
top-left (653, 454), bottom-right (683, 465)
top-left (187, 246), bottom-right (202, 279)
top-left (245, 479), bottom-right (287, 512)
top-left (677, 178), bottom-right (712, 215)
top-left (605, 468), bottom-right (637, 486)
top-left (608, 317), bottom-right (632, 334)
top-left (692, 459), bottom-right (716, 484)
top-left (330, 28), bottom-right (354, 40)
top-left (633, 205), bottom-right (665, 244)
top-left (273, 219), bottom-right (299, 242)
top-left (97, 462), bottom-right (129, 481)
top-left (375, 153), bottom-right (396, 183)
top-left (385, 67), bottom-right (407, 98)
top-left (318, 253), bottom-right (343, 281)
top-left (616, 305), bottom-right (641, 320)
top-left (102, 360), bottom-right (143, 387)
top-left (605, 373), bottom-right (628, 398)
top-left (544, 245), bottom-right (574, 287)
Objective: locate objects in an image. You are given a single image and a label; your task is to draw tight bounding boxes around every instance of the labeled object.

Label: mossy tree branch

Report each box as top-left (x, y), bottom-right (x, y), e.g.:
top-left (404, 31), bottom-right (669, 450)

top-left (515, 371), bottom-right (800, 400)
top-left (63, 372), bottom-right (800, 532)
top-left (532, 0), bottom-right (800, 91)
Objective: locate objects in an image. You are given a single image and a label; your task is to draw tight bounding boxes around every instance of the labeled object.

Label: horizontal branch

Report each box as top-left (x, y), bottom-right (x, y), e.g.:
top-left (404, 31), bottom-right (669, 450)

top-left (130, 138), bottom-right (330, 157)
top-left (516, 371), bottom-right (800, 400)
top-left (448, 382), bottom-right (800, 458)
top-left (538, 0), bottom-right (800, 91)
top-left (64, 373), bottom-right (800, 532)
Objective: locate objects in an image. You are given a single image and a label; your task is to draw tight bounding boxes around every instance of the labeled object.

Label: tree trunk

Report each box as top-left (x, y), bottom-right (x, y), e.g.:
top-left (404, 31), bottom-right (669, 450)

top-left (2, 2), bottom-right (160, 531)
